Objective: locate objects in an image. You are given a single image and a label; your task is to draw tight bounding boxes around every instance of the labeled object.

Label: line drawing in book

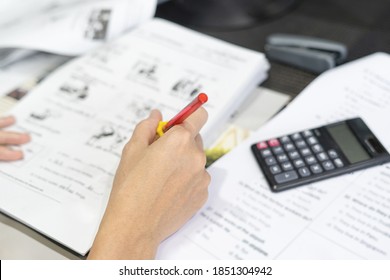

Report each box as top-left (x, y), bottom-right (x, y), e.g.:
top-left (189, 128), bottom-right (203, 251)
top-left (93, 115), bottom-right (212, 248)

top-left (86, 124), bottom-right (130, 156)
top-left (84, 9), bottom-right (111, 40)
top-left (127, 59), bottom-right (165, 90)
top-left (170, 75), bottom-right (203, 99)
top-left (29, 109), bottom-right (61, 121)
top-left (133, 60), bottom-right (158, 81)
top-left (58, 80), bottom-right (90, 101)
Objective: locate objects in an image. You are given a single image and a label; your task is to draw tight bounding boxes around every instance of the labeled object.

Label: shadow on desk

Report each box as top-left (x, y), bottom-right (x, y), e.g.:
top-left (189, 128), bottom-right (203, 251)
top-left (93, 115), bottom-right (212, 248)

top-left (0, 213), bottom-right (80, 259)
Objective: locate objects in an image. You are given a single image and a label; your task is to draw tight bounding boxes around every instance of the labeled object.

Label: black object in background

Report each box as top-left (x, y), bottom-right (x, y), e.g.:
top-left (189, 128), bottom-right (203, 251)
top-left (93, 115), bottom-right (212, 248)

top-left (156, 0), bottom-right (298, 30)
top-left (157, 0), bottom-right (390, 97)
top-left (251, 118), bottom-right (390, 192)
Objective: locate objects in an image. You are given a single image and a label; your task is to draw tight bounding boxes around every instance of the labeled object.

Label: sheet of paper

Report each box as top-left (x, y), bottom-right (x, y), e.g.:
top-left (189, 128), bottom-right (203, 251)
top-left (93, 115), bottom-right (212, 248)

top-left (0, 18), bottom-right (269, 256)
top-left (0, 0), bottom-right (157, 55)
top-left (157, 52), bottom-right (390, 260)
top-left (0, 49), bottom-right (38, 68)
top-left (0, 52), bottom-right (69, 99)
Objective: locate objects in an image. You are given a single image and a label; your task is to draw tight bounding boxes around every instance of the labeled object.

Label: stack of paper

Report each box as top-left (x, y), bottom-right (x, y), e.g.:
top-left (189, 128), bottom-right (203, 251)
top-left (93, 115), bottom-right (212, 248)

top-left (0, 0), bottom-right (157, 56)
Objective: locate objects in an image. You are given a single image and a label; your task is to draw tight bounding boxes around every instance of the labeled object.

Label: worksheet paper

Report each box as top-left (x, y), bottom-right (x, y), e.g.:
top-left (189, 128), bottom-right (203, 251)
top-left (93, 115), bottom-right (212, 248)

top-left (157, 52), bottom-right (390, 259)
top-left (0, 0), bottom-right (156, 56)
top-left (0, 18), bottom-right (269, 256)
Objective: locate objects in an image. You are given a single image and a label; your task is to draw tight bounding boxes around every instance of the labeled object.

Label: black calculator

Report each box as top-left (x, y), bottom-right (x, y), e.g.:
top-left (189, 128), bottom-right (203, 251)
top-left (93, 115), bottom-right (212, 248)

top-left (251, 117), bottom-right (390, 192)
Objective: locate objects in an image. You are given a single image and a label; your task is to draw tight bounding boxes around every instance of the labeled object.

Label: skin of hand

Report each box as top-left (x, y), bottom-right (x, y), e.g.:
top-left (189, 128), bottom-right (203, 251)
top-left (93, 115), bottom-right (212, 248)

top-left (0, 116), bottom-right (31, 161)
top-left (88, 108), bottom-right (211, 259)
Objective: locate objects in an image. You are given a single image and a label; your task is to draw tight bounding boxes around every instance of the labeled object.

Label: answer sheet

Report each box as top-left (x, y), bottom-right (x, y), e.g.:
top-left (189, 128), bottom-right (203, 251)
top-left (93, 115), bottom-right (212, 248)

top-left (0, 18), bottom-right (268, 256)
top-left (157, 52), bottom-right (390, 259)
top-left (0, 0), bottom-right (156, 55)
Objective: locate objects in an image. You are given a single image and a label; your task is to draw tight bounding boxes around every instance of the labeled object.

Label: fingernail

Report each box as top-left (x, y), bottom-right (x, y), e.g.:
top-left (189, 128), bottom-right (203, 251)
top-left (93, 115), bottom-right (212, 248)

top-left (21, 133), bottom-right (31, 143)
top-left (149, 109), bottom-right (161, 119)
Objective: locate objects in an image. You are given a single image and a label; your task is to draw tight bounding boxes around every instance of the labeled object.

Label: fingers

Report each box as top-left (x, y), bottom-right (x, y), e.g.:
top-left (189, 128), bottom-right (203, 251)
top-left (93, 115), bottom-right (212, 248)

top-left (0, 131), bottom-right (31, 145)
top-left (180, 107), bottom-right (208, 138)
top-left (0, 115), bottom-right (31, 145)
top-left (0, 116), bottom-right (16, 129)
top-left (0, 116), bottom-right (30, 161)
top-left (194, 134), bottom-right (204, 151)
top-left (128, 110), bottom-right (162, 148)
top-left (0, 146), bottom-right (24, 161)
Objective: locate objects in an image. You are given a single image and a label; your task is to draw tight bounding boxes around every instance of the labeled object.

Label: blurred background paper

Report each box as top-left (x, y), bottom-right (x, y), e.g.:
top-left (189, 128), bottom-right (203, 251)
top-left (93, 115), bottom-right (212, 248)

top-left (0, 0), bottom-right (157, 56)
top-left (0, 0), bottom-right (157, 108)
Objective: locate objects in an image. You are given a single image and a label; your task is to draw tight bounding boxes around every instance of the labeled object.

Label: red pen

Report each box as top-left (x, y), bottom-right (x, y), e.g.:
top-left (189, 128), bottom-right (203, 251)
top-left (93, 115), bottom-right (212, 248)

top-left (156, 93), bottom-right (208, 136)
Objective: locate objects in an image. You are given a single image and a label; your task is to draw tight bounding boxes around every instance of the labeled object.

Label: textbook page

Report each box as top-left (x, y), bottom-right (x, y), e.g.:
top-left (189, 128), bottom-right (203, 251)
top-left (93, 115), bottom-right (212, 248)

top-left (0, 0), bottom-right (156, 56)
top-left (0, 18), bottom-right (269, 256)
top-left (157, 52), bottom-right (390, 259)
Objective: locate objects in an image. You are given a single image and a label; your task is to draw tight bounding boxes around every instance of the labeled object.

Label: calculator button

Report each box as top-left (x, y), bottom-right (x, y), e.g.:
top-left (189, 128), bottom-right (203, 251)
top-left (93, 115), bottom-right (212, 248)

top-left (334, 158), bottom-right (344, 168)
top-left (316, 152), bottom-right (329, 161)
top-left (274, 171), bottom-right (299, 184)
top-left (322, 160), bottom-right (335, 171)
top-left (295, 140), bottom-right (307, 148)
top-left (270, 165), bottom-right (282, 174)
top-left (272, 146), bottom-right (284, 155)
top-left (291, 133), bottom-right (302, 140)
top-left (284, 143), bottom-right (295, 151)
top-left (298, 167), bottom-right (311, 177)
top-left (305, 155), bottom-right (317, 165)
top-left (281, 161), bottom-right (293, 171)
top-left (280, 136), bottom-right (291, 143)
top-left (265, 156), bottom-right (277, 166)
top-left (328, 149), bottom-right (339, 159)
top-left (268, 139), bottom-right (280, 147)
top-left (288, 150), bottom-right (300, 160)
top-left (277, 154), bottom-right (289, 163)
top-left (260, 149), bottom-right (272, 158)
top-left (293, 159), bottom-right (305, 168)
top-left (307, 136), bottom-right (318, 145)
top-left (310, 164), bottom-right (323, 174)
top-left (300, 148), bottom-right (312, 156)
top-left (256, 141), bottom-right (268, 150)
top-left (312, 144), bottom-right (324, 153)
top-left (302, 130), bottom-right (313, 137)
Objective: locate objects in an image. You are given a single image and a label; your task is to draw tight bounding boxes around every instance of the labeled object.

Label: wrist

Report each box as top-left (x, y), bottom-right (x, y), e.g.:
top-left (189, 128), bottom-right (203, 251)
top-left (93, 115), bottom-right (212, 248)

top-left (88, 213), bottom-right (160, 259)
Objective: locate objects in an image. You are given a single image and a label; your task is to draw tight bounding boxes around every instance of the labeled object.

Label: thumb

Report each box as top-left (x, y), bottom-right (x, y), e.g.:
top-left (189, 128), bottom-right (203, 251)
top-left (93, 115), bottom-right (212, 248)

top-left (118, 109), bottom-right (162, 173)
top-left (128, 109), bottom-right (162, 149)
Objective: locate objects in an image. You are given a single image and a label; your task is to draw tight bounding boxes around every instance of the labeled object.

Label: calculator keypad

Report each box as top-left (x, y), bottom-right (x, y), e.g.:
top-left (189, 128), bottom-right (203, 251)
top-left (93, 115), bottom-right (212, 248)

top-left (254, 130), bottom-right (345, 187)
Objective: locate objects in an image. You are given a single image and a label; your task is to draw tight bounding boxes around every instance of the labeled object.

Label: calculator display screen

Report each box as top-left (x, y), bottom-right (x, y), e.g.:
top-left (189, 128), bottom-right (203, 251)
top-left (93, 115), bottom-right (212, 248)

top-left (327, 123), bottom-right (371, 164)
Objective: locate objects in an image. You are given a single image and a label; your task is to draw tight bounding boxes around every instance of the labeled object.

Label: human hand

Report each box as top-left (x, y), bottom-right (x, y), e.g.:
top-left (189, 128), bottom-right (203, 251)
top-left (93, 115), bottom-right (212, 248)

top-left (88, 108), bottom-right (210, 259)
top-left (0, 116), bottom-right (31, 161)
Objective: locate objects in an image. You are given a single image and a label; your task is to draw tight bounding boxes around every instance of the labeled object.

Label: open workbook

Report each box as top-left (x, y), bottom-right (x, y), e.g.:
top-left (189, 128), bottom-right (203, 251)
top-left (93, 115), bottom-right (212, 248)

top-left (157, 52), bottom-right (390, 259)
top-left (0, 18), bottom-right (269, 256)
